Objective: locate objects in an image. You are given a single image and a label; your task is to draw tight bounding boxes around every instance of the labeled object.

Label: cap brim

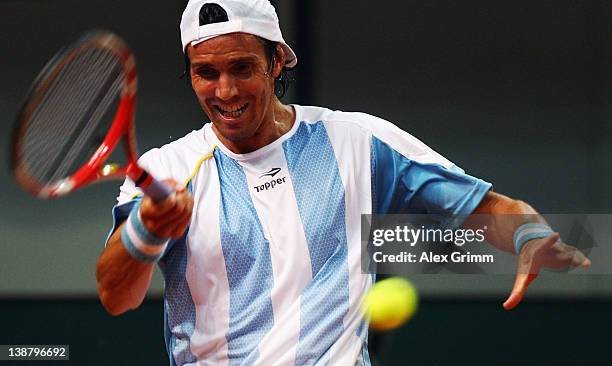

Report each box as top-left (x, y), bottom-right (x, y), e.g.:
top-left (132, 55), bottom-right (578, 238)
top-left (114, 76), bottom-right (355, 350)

top-left (281, 43), bottom-right (297, 69)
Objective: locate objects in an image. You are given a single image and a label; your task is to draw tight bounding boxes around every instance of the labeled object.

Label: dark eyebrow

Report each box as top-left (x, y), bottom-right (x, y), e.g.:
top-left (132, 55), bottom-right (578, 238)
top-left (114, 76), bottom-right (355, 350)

top-left (228, 56), bottom-right (259, 65)
top-left (191, 55), bottom-right (260, 69)
top-left (190, 61), bottom-right (214, 69)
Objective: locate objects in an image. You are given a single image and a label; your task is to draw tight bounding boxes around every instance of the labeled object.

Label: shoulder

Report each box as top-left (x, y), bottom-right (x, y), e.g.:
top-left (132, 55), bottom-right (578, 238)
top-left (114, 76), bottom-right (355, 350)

top-left (138, 127), bottom-right (213, 180)
top-left (297, 105), bottom-right (378, 130)
top-left (294, 105), bottom-right (382, 145)
top-left (116, 127), bottom-right (214, 204)
top-left (295, 105), bottom-right (457, 169)
top-left (297, 105), bottom-right (419, 141)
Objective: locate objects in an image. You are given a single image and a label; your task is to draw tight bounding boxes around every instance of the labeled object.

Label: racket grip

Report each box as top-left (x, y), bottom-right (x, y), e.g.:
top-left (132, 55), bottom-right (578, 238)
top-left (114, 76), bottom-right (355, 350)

top-left (142, 178), bottom-right (174, 203)
top-left (127, 164), bottom-right (174, 203)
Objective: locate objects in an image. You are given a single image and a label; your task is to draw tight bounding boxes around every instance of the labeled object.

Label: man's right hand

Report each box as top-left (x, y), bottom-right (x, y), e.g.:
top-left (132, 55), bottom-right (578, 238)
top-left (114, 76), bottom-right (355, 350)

top-left (139, 180), bottom-right (194, 239)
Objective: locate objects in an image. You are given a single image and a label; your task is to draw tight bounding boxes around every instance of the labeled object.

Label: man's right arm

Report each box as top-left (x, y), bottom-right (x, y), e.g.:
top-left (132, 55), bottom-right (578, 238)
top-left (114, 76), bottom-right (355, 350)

top-left (96, 186), bottom-right (193, 315)
top-left (96, 224), bottom-right (157, 315)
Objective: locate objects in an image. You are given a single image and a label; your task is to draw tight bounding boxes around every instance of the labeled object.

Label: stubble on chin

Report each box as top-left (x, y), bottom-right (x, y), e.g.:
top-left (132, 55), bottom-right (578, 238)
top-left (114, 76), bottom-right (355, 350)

top-left (212, 121), bottom-right (259, 143)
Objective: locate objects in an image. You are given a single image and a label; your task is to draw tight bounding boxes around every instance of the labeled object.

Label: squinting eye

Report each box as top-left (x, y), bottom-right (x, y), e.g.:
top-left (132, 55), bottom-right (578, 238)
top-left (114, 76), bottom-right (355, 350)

top-left (232, 63), bottom-right (253, 77)
top-left (196, 67), bottom-right (218, 80)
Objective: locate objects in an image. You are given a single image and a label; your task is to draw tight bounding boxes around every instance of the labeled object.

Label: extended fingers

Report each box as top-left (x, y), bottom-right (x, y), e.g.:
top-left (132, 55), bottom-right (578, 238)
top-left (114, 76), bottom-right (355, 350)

top-left (503, 273), bottom-right (538, 310)
top-left (504, 233), bottom-right (592, 311)
top-left (504, 243), bottom-right (542, 311)
top-left (550, 242), bottom-right (592, 269)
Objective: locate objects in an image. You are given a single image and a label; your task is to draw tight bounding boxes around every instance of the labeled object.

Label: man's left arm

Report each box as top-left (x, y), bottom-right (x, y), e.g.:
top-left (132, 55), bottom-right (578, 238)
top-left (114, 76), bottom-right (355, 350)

top-left (464, 191), bottom-right (591, 310)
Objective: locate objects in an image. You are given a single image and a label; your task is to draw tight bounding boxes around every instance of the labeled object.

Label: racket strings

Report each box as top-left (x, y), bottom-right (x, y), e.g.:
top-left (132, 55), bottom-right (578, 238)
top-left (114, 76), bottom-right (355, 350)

top-left (24, 49), bottom-right (115, 180)
top-left (49, 73), bottom-right (123, 183)
top-left (27, 46), bottom-right (109, 138)
top-left (25, 48), bottom-right (120, 178)
top-left (25, 48), bottom-right (112, 155)
top-left (21, 46), bottom-right (125, 185)
top-left (47, 53), bottom-right (124, 183)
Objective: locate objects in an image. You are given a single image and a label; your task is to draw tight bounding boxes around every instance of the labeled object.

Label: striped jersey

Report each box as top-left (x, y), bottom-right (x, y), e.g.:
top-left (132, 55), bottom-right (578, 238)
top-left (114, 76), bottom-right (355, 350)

top-left (108, 105), bottom-right (492, 365)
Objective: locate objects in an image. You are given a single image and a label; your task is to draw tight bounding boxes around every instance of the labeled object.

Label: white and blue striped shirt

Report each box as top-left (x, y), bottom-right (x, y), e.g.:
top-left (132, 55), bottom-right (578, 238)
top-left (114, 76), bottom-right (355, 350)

top-left (108, 105), bottom-right (491, 365)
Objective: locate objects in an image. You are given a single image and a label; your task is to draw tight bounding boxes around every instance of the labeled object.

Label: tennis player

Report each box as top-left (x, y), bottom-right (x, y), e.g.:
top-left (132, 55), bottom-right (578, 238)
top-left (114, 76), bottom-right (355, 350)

top-left (96, 1), bottom-right (591, 365)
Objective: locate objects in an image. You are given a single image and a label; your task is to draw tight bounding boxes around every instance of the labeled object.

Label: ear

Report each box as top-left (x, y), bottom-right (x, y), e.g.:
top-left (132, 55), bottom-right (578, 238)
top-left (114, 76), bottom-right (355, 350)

top-left (271, 44), bottom-right (285, 78)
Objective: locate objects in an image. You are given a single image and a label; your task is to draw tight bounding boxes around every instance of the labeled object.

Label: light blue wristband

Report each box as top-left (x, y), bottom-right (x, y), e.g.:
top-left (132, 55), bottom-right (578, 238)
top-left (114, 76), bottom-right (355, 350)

top-left (121, 202), bottom-right (170, 263)
top-left (512, 223), bottom-right (554, 254)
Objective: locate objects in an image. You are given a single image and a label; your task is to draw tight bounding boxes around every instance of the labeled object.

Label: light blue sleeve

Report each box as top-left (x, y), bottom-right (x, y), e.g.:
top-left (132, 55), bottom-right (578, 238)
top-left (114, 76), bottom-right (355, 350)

top-left (371, 136), bottom-right (492, 228)
top-left (104, 198), bottom-right (141, 246)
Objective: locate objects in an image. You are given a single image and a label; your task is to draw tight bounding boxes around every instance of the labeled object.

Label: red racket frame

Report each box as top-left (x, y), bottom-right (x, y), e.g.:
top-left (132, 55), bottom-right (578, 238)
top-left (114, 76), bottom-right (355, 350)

top-left (12, 32), bottom-right (162, 199)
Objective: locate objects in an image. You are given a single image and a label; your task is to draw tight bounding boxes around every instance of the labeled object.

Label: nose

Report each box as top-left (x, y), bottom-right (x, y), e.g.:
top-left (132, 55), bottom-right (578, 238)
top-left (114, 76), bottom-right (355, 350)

top-left (215, 73), bottom-right (238, 101)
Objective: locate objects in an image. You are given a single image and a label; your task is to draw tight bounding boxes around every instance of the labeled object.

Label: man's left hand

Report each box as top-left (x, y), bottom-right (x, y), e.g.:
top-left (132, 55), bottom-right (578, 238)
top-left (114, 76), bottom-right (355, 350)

top-left (503, 233), bottom-right (591, 310)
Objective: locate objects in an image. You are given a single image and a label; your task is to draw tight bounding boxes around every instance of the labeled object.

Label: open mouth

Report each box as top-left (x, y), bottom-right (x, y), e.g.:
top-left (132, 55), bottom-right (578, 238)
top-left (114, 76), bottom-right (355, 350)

top-left (215, 103), bottom-right (249, 119)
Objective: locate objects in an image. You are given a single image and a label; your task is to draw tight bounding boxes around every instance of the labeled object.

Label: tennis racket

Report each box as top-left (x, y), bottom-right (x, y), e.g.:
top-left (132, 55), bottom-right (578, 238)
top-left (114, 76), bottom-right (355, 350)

top-left (11, 30), bottom-right (172, 202)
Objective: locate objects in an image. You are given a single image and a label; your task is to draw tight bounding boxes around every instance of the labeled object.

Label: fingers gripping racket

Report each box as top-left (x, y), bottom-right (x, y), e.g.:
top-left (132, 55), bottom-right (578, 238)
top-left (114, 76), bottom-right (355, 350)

top-left (11, 30), bottom-right (172, 202)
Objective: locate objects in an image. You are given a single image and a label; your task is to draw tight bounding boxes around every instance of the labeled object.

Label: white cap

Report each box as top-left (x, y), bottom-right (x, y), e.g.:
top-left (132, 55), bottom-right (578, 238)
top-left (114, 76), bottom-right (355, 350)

top-left (180, 0), bottom-right (297, 68)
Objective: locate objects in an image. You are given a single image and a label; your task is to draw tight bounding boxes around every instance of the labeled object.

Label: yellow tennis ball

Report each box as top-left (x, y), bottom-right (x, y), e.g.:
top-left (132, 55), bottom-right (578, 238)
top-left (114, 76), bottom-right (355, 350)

top-left (362, 277), bottom-right (419, 331)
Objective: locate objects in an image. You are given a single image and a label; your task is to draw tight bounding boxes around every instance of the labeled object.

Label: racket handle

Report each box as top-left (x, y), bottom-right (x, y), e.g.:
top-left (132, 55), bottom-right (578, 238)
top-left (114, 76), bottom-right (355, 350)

top-left (127, 164), bottom-right (174, 203)
top-left (142, 177), bottom-right (174, 203)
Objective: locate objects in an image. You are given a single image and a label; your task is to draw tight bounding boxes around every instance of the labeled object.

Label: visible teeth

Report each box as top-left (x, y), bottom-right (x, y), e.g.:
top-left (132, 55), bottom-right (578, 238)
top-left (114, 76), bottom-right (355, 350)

top-left (220, 104), bottom-right (244, 112)
top-left (216, 103), bottom-right (248, 118)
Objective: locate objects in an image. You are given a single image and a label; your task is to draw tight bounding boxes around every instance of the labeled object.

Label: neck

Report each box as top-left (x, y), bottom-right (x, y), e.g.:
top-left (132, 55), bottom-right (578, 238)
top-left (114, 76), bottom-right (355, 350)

top-left (214, 99), bottom-right (295, 154)
top-left (272, 101), bottom-right (295, 135)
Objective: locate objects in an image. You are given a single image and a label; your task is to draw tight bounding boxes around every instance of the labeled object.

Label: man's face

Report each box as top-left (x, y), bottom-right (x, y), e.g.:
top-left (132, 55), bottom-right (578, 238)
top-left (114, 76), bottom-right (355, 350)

top-left (187, 33), bottom-right (276, 146)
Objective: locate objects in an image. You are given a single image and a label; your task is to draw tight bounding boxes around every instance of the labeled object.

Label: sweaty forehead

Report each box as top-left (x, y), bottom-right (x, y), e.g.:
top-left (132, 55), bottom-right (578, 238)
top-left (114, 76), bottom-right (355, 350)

top-left (187, 33), bottom-right (267, 63)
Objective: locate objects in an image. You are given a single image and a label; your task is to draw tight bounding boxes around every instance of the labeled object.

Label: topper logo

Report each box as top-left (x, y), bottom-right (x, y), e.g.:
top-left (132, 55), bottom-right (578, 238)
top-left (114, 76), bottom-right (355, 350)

top-left (260, 167), bottom-right (281, 178)
top-left (254, 177), bottom-right (286, 192)
top-left (254, 169), bottom-right (286, 193)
